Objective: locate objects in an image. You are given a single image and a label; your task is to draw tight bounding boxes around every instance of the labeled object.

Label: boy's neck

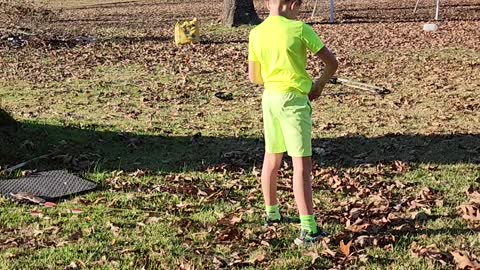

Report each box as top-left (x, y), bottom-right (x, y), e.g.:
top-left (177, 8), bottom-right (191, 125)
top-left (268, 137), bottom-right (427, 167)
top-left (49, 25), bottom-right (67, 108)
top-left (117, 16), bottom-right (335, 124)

top-left (269, 10), bottom-right (291, 19)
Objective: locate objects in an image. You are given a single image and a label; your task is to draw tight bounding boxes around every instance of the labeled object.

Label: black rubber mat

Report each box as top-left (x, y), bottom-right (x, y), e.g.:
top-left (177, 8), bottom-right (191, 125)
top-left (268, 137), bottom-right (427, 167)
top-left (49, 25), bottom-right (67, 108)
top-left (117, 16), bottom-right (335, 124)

top-left (0, 170), bottom-right (97, 200)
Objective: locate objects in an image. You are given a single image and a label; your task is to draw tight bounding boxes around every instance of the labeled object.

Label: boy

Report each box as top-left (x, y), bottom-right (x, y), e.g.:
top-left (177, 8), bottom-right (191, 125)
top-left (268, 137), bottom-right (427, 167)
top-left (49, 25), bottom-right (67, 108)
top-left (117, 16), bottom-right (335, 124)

top-left (248, 0), bottom-right (338, 246)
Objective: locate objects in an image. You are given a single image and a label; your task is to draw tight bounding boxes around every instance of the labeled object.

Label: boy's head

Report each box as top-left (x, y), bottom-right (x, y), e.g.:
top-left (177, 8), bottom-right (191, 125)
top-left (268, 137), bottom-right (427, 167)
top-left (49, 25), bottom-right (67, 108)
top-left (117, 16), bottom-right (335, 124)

top-left (266, 0), bottom-right (302, 19)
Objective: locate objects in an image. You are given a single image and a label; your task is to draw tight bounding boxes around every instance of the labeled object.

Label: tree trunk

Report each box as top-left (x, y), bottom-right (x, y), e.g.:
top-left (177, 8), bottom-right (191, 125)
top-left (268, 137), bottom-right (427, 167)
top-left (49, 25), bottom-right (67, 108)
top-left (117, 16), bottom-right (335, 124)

top-left (221, 0), bottom-right (262, 27)
top-left (0, 107), bottom-right (15, 126)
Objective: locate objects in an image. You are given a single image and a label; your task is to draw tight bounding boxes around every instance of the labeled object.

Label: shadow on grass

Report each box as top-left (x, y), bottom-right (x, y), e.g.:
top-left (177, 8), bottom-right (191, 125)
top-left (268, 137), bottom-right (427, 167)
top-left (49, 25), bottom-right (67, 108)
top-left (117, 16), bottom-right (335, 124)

top-left (0, 119), bottom-right (479, 173)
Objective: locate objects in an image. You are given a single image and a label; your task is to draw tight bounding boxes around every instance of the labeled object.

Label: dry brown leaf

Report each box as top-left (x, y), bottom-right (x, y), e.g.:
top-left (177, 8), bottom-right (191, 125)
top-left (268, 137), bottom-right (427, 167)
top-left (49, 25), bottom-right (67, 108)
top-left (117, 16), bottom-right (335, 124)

top-left (10, 192), bottom-right (45, 204)
top-left (248, 250), bottom-right (267, 265)
top-left (468, 191), bottom-right (480, 204)
top-left (410, 242), bottom-right (452, 266)
top-left (346, 223), bottom-right (370, 233)
top-left (340, 240), bottom-right (353, 257)
top-left (355, 235), bottom-right (396, 248)
top-left (212, 257), bottom-right (223, 266)
top-left (180, 261), bottom-right (196, 270)
top-left (436, 200), bottom-right (445, 207)
top-left (349, 208), bottom-right (363, 220)
top-left (368, 194), bottom-right (388, 206)
top-left (229, 215), bottom-right (242, 225)
top-left (30, 210), bottom-right (43, 217)
top-left (107, 222), bottom-right (120, 237)
top-left (68, 209), bottom-right (83, 214)
top-left (451, 250), bottom-right (480, 270)
top-left (128, 169), bottom-right (146, 178)
top-left (305, 251), bottom-right (320, 264)
top-left (412, 211), bottom-right (429, 222)
top-left (392, 160), bottom-right (410, 173)
top-left (321, 239), bottom-right (336, 257)
top-left (458, 204), bottom-right (480, 222)
top-left (146, 217), bottom-right (161, 224)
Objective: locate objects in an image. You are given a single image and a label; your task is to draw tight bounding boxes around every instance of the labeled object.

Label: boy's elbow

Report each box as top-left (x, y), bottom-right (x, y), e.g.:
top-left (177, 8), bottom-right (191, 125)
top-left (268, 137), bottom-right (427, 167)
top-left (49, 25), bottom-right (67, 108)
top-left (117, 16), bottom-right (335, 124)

top-left (250, 79), bottom-right (263, 85)
top-left (328, 58), bottom-right (339, 72)
top-left (248, 74), bottom-right (257, 84)
top-left (248, 73), bottom-right (263, 85)
top-left (331, 57), bottom-right (339, 68)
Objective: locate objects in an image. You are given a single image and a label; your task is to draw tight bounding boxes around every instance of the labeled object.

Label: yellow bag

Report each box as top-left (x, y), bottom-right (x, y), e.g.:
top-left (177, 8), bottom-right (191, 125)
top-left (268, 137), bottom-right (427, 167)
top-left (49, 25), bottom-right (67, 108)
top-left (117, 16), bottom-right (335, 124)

top-left (174, 18), bottom-right (200, 45)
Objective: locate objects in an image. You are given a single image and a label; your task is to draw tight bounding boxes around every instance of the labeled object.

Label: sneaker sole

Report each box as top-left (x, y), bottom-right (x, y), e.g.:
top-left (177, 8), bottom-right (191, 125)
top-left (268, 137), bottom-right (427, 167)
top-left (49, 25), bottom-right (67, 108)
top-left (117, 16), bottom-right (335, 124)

top-left (294, 237), bottom-right (320, 247)
top-left (294, 233), bottom-right (327, 247)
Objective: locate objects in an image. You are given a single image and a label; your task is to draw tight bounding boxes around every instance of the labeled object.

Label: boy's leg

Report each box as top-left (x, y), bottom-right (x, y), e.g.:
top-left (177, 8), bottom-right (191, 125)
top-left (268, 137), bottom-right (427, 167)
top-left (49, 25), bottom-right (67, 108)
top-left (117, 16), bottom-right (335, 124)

top-left (292, 156), bottom-right (318, 234)
top-left (262, 152), bottom-right (283, 221)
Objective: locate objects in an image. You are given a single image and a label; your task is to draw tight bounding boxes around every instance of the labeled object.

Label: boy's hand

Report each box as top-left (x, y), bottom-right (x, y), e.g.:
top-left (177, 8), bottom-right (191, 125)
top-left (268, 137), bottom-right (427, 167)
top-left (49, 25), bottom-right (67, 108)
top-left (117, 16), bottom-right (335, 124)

top-left (308, 80), bottom-right (325, 101)
top-left (308, 92), bottom-right (322, 101)
top-left (309, 46), bottom-right (338, 101)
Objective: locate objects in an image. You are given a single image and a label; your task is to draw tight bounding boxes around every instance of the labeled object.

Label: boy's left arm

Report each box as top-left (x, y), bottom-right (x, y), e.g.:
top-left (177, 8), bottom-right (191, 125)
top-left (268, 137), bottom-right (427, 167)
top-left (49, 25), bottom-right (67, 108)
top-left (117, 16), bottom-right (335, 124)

top-left (248, 61), bottom-right (264, 85)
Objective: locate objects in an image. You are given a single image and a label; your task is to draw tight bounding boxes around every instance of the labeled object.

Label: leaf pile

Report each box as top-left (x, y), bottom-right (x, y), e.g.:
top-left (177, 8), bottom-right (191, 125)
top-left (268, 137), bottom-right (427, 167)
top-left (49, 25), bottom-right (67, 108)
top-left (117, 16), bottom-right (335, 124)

top-left (458, 186), bottom-right (480, 223)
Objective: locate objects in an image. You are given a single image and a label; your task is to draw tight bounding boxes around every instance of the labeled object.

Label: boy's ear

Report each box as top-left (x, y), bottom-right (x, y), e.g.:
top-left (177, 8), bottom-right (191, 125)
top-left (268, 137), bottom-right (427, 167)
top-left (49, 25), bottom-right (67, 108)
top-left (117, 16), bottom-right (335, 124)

top-left (290, 0), bottom-right (301, 10)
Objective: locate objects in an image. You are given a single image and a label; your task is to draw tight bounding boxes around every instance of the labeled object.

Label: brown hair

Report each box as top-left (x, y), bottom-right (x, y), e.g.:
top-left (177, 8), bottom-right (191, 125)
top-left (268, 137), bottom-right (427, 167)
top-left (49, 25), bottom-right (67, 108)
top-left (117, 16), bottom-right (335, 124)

top-left (269, 0), bottom-right (302, 4)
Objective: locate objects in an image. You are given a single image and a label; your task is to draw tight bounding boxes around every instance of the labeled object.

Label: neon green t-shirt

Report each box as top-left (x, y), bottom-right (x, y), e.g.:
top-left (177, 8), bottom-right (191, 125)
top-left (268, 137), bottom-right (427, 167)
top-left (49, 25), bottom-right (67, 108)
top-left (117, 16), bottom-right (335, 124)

top-left (248, 16), bottom-right (324, 94)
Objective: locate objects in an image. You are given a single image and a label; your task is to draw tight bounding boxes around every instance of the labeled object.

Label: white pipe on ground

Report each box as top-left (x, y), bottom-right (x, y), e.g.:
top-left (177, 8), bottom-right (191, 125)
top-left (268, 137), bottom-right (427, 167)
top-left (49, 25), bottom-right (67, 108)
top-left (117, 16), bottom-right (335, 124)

top-left (311, 0), bottom-right (318, 19)
top-left (414, 0), bottom-right (421, 13)
top-left (435, 0), bottom-right (440, 20)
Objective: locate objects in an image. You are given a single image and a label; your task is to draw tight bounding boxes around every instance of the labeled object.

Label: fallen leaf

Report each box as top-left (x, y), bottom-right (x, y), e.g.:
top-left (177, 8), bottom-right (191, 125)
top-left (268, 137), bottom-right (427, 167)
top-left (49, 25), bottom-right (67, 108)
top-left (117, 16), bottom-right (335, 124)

top-left (10, 192), bottom-right (45, 204)
top-left (30, 210), bottom-right (43, 217)
top-left (349, 208), bottom-right (363, 220)
top-left (180, 261), bottom-right (196, 270)
top-left (346, 223), bottom-right (370, 233)
top-left (412, 211), bottom-right (429, 222)
top-left (468, 190), bottom-right (480, 204)
top-left (146, 217), bottom-right (161, 224)
top-left (260, 240), bottom-right (270, 246)
top-left (65, 261), bottom-right (78, 269)
top-left (212, 256), bottom-right (224, 266)
top-left (458, 204), bottom-right (480, 222)
top-left (321, 239), bottom-right (336, 257)
top-left (305, 251), bottom-right (320, 264)
top-left (229, 215), bottom-right (242, 225)
top-left (248, 250), bottom-right (266, 265)
top-left (340, 240), bottom-right (353, 257)
top-left (355, 235), bottom-right (396, 248)
top-left (69, 209), bottom-right (83, 214)
top-left (107, 222), bottom-right (120, 237)
top-left (129, 169), bottom-right (146, 178)
top-left (44, 202), bottom-right (57, 208)
top-left (392, 160), bottom-right (410, 173)
top-left (410, 242), bottom-right (452, 266)
top-left (451, 250), bottom-right (480, 270)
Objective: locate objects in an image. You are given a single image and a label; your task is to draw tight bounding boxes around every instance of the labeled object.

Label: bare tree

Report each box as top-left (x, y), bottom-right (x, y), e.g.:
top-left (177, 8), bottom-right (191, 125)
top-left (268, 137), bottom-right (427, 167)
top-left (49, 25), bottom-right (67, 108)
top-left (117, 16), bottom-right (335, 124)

top-left (0, 108), bottom-right (15, 126)
top-left (221, 0), bottom-right (262, 27)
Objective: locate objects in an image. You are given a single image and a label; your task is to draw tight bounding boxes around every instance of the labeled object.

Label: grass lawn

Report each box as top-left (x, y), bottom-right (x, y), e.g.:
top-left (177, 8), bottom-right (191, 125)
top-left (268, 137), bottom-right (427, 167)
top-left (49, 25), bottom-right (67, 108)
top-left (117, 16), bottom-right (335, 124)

top-left (1, 0), bottom-right (479, 269)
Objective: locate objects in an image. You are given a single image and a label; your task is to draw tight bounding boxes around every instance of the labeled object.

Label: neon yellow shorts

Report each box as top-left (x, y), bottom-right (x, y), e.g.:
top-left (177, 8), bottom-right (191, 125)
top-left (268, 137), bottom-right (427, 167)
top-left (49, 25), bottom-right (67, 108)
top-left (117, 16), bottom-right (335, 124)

top-left (262, 90), bottom-right (312, 157)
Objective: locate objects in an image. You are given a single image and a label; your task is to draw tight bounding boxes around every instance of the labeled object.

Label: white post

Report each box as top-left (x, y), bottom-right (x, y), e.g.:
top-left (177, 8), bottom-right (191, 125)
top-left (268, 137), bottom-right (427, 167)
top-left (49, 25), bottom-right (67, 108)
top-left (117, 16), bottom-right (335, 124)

top-left (329, 0), bottom-right (335, 23)
top-left (413, 0), bottom-right (421, 14)
top-left (435, 0), bottom-right (440, 20)
top-left (311, 0), bottom-right (318, 19)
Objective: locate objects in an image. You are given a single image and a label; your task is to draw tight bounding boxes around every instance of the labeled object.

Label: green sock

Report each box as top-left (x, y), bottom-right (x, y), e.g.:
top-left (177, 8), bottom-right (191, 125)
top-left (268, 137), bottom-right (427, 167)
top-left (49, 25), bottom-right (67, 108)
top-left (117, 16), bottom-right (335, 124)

top-left (265, 204), bottom-right (281, 221)
top-left (300, 215), bottom-right (318, 234)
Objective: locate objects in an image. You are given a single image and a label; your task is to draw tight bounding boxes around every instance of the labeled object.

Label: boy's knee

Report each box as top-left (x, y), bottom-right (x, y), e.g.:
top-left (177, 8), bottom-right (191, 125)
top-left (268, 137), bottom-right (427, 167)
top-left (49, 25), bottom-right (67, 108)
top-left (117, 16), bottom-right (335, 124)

top-left (292, 157), bottom-right (312, 173)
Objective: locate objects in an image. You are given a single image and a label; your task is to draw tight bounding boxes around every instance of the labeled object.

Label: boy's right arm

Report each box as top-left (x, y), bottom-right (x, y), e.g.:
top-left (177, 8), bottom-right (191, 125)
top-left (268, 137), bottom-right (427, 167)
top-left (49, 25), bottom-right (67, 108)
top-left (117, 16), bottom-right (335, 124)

top-left (248, 30), bottom-right (263, 85)
top-left (309, 46), bottom-right (338, 101)
top-left (248, 61), bottom-right (264, 85)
